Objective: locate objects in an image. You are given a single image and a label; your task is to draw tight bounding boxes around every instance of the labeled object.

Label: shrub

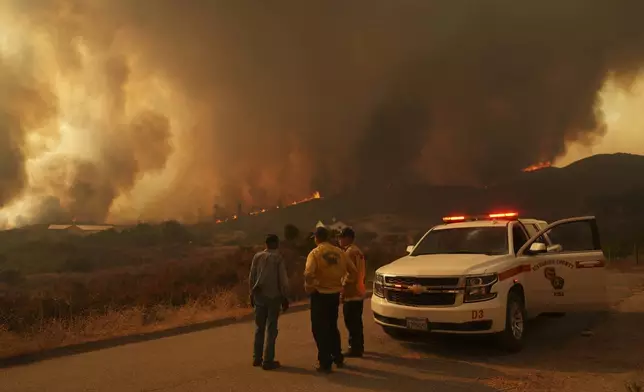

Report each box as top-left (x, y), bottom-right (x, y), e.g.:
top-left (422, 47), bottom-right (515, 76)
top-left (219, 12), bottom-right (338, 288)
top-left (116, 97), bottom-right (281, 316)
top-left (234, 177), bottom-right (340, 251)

top-left (284, 224), bottom-right (300, 241)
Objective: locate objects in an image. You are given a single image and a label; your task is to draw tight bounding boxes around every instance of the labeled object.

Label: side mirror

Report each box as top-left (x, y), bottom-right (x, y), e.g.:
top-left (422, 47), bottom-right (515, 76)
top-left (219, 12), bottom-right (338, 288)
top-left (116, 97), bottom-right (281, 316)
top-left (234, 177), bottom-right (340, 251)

top-left (529, 242), bottom-right (547, 253)
top-left (406, 245), bottom-right (414, 254)
top-left (547, 244), bottom-right (562, 253)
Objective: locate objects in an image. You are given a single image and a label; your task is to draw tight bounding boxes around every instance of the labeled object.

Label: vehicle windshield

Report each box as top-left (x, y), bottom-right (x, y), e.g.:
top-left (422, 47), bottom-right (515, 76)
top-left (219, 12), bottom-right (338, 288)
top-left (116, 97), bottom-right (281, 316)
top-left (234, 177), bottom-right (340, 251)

top-left (411, 226), bottom-right (509, 256)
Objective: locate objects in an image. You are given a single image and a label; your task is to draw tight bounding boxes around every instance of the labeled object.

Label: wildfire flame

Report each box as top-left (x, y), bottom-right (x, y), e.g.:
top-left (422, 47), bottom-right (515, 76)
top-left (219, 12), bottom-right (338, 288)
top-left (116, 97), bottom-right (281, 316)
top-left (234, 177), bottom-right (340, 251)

top-left (291, 190), bottom-right (321, 205)
top-left (522, 161), bottom-right (552, 172)
top-left (216, 191), bottom-right (322, 224)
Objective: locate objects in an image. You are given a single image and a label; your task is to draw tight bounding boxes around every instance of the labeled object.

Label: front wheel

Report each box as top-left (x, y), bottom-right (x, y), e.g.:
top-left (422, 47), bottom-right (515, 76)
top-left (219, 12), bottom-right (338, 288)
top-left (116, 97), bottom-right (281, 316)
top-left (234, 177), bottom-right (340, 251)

top-left (497, 292), bottom-right (526, 352)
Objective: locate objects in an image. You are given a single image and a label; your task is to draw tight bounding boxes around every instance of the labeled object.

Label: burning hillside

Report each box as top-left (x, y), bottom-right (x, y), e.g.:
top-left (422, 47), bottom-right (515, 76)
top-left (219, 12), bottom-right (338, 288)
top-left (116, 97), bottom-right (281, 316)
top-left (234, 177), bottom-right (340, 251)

top-left (522, 162), bottom-right (553, 172)
top-left (218, 190), bottom-right (322, 223)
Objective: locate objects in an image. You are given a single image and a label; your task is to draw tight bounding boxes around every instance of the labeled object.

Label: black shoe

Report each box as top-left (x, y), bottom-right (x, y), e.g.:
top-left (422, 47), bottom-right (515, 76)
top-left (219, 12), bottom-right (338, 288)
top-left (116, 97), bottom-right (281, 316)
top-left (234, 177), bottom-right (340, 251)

top-left (315, 363), bottom-right (332, 374)
top-left (343, 350), bottom-right (363, 358)
top-left (262, 360), bottom-right (281, 371)
top-left (252, 359), bottom-right (263, 367)
top-left (333, 359), bottom-right (345, 368)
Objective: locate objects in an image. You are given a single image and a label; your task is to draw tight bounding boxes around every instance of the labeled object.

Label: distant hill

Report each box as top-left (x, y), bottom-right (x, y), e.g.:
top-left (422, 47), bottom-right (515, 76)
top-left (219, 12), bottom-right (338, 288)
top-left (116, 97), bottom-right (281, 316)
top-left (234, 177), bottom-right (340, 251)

top-left (226, 153), bottom-right (644, 251)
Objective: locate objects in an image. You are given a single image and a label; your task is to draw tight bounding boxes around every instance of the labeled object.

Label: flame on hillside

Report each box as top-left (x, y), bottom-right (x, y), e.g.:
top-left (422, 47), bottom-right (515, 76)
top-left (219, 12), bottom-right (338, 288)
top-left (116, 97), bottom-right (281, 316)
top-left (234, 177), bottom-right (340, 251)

top-left (291, 190), bottom-right (322, 205)
top-left (216, 191), bottom-right (322, 224)
top-left (522, 161), bottom-right (552, 172)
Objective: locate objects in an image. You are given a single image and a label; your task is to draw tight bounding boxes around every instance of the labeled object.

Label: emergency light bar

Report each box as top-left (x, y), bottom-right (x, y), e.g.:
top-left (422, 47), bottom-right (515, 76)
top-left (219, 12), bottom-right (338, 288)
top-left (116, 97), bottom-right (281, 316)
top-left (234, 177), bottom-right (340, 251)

top-left (488, 212), bottom-right (519, 219)
top-left (442, 212), bottom-right (519, 223)
top-left (442, 216), bottom-right (466, 222)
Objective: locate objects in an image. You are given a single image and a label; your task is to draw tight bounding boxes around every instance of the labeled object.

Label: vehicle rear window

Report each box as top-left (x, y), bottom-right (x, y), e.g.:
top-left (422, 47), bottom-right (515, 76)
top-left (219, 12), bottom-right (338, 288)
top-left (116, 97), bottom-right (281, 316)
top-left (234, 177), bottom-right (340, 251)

top-left (411, 227), bottom-right (509, 256)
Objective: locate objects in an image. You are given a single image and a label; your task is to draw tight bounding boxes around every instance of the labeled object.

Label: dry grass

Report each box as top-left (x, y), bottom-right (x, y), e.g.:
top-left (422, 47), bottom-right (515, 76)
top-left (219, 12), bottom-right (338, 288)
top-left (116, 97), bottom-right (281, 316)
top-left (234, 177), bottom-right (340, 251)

top-left (0, 238), bottom-right (403, 360)
top-left (0, 288), bottom-right (252, 359)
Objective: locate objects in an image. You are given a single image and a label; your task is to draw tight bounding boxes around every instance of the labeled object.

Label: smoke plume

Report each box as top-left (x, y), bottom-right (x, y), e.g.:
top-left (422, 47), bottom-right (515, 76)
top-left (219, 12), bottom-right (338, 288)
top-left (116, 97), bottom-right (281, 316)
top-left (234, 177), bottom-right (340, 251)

top-left (1, 0), bottom-right (644, 225)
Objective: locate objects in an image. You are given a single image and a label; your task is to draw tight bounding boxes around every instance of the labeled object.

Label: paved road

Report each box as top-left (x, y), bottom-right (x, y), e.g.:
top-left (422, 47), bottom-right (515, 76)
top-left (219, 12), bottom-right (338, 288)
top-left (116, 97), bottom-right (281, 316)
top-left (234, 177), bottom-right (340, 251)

top-left (1, 270), bottom-right (643, 392)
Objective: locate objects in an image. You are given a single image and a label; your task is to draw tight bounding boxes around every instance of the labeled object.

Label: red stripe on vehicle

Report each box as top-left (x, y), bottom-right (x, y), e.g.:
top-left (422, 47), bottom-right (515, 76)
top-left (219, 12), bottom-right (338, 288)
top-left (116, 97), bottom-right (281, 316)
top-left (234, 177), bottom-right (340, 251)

top-left (575, 260), bottom-right (605, 269)
top-left (499, 264), bottom-right (531, 281)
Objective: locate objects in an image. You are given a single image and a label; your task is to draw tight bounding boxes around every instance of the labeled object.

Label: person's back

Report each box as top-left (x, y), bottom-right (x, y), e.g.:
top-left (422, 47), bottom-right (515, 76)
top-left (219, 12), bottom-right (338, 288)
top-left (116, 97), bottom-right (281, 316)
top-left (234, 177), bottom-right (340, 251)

top-left (305, 242), bottom-right (355, 294)
top-left (248, 234), bottom-right (289, 371)
top-left (250, 249), bottom-right (289, 299)
top-left (305, 227), bottom-right (358, 373)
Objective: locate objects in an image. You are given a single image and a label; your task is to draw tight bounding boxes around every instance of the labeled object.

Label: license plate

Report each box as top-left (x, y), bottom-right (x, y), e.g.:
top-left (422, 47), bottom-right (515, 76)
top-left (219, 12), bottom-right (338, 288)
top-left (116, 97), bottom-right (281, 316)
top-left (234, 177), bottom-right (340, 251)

top-left (405, 317), bottom-right (428, 331)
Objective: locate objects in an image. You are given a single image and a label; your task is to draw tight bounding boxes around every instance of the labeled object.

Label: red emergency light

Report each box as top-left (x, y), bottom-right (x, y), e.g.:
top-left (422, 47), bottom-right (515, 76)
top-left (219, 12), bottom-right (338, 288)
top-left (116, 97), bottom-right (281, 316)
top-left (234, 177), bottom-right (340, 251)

top-left (442, 211), bottom-right (519, 223)
top-left (488, 212), bottom-right (519, 219)
top-left (442, 215), bottom-right (466, 222)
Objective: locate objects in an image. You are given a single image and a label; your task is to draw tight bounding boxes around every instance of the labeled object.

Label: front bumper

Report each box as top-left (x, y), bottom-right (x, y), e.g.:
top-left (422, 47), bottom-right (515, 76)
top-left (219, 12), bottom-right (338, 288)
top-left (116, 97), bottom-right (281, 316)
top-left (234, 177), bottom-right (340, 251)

top-left (371, 294), bottom-right (506, 334)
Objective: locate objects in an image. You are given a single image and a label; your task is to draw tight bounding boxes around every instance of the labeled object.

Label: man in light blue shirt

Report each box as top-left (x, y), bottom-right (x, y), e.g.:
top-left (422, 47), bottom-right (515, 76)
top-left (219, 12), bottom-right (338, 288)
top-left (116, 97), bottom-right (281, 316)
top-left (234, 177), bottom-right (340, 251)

top-left (249, 234), bottom-right (290, 370)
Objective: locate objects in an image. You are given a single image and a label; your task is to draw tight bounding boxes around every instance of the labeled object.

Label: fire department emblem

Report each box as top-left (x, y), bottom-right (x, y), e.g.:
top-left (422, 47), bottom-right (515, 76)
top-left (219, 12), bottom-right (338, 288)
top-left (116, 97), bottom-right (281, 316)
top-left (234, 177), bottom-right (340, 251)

top-left (543, 267), bottom-right (565, 290)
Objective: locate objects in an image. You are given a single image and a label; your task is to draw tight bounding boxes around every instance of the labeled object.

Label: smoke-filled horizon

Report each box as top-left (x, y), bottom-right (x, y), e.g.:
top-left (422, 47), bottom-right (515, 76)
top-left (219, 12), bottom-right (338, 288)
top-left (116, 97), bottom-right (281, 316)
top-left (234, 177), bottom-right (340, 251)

top-left (1, 0), bottom-right (644, 226)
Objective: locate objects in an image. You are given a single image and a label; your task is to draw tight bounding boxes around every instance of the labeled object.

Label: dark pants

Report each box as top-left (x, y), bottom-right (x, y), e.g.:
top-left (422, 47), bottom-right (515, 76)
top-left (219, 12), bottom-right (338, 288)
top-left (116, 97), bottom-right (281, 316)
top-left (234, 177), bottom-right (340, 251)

top-left (310, 291), bottom-right (342, 368)
top-left (253, 294), bottom-right (281, 363)
top-left (343, 299), bottom-right (364, 353)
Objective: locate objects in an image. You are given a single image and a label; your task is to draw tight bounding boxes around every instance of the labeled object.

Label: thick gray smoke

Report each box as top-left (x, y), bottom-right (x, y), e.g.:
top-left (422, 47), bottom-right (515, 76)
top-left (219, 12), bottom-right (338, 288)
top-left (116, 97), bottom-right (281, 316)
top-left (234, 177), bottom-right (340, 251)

top-left (0, 57), bottom-right (56, 206)
top-left (2, 0), bottom-right (644, 224)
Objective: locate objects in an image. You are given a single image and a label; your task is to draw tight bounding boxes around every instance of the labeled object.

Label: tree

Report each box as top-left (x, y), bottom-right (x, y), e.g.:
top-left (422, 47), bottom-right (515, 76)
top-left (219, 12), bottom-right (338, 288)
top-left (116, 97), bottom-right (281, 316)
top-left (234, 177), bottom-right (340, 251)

top-left (284, 224), bottom-right (300, 241)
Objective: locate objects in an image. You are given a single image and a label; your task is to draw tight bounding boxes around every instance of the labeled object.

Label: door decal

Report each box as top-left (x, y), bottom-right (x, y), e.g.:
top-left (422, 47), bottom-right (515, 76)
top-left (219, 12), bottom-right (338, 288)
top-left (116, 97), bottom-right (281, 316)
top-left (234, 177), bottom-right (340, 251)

top-left (543, 267), bottom-right (565, 290)
top-left (532, 259), bottom-right (575, 271)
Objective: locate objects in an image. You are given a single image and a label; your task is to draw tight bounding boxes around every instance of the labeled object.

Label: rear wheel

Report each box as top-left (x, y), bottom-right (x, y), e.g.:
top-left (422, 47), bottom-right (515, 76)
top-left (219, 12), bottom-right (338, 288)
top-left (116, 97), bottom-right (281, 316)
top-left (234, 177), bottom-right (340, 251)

top-left (497, 292), bottom-right (526, 352)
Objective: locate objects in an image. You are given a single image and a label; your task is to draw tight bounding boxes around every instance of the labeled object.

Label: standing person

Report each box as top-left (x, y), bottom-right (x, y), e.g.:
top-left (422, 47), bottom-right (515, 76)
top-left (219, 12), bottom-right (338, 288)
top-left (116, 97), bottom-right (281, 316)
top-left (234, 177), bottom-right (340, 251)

top-left (304, 226), bottom-right (358, 373)
top-left (249, 234), bottom-right (290, 371)
top-left (339, 227), bottom-right (366, 357)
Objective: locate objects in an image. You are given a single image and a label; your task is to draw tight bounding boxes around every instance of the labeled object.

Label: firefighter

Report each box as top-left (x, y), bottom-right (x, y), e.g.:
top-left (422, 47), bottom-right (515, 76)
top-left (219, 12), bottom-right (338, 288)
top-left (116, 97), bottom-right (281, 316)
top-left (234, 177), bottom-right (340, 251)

top-left (249, 234), bottom-right (290, 370)
top-left (339, 227), bottom-right (366, 357)
top-left (304, 226), bottom-right (358, 373)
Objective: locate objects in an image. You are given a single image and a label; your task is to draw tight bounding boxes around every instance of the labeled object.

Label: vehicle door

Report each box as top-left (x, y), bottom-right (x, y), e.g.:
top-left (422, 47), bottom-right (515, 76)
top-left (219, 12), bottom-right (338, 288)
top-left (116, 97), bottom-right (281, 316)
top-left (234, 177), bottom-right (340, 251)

top-left (517, 216), bottom-right (607, 313)
top-left (512, 222), bottom-right (552, 314)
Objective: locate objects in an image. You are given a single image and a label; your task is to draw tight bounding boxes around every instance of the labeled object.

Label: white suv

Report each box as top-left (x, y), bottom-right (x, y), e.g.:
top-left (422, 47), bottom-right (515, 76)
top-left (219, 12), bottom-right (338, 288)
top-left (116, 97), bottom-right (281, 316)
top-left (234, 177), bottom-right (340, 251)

top-left (371, 212), bottom-right (607, 351)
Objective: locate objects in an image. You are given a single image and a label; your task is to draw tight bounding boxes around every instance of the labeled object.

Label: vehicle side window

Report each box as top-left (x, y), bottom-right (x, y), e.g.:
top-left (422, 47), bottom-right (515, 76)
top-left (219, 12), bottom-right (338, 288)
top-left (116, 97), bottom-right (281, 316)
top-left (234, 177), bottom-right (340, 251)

top-left (545, 221), bottom-right (599, 252)
top-left (512, 225), bottom-right (529, 254)
top-left (532, 224), bottom-right (548, 244)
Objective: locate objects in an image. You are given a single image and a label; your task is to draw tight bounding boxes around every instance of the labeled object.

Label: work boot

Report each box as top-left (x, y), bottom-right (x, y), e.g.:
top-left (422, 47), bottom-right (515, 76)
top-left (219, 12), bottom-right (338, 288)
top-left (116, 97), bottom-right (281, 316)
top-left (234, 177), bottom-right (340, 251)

top-left (315, 363), bottom-right (332, 374)
top-left (262, 360), bottom-right (281, 371)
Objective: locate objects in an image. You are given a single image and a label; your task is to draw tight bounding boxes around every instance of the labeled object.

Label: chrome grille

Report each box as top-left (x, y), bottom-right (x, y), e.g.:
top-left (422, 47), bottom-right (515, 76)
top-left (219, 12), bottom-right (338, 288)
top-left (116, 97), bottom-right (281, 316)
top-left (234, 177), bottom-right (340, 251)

top-left (384, 276), bottom-right (460, 287)
top-left (385, 290), bottom-right (457, 306)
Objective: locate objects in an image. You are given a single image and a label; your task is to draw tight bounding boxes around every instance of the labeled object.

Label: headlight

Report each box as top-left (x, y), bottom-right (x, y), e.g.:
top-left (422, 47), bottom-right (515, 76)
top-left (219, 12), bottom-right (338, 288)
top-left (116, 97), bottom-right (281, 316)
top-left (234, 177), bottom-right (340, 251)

top-left (464, 273), bottom-right (498, 303)
top-left (374, 273), bottom-right (385, 298)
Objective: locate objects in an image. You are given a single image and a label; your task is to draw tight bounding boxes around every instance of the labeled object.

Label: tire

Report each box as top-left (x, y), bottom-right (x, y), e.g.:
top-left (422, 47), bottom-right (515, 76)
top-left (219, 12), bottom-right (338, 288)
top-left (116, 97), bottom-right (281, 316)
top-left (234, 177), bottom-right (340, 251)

top-left (382, 326), bottom-right (415, 340)
top-left (497, 291), bottom-right (526, 353)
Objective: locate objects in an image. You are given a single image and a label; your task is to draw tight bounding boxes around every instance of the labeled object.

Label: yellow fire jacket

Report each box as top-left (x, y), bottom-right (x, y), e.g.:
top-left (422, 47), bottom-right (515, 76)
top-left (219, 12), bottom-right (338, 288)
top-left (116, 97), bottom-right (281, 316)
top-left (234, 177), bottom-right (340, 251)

top-left (342, 244), bottom-right (366, 301)
top-left (304, 242), bottom-right (358, 294)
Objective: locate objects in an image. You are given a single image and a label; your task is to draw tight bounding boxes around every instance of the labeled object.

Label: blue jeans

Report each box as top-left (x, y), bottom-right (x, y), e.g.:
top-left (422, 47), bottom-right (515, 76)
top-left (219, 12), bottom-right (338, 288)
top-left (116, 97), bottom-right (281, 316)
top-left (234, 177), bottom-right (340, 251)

top-left (253, 294), bottom-right (281, 363)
